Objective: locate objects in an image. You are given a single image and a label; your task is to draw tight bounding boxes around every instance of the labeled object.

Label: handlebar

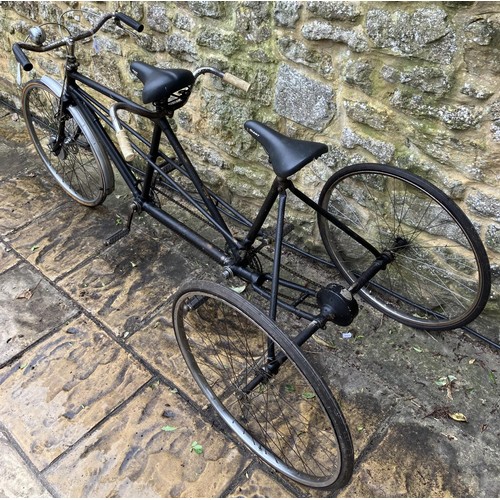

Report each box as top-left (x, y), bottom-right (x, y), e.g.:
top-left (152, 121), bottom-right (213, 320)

top-left (12, 12), bottom-right (144, 72)
top-left (12, 43), bottom-right (33, 71)
top-left (114, 12), bottom-right (144, 33)
top-left (12, 11), bottom-right (251, 163)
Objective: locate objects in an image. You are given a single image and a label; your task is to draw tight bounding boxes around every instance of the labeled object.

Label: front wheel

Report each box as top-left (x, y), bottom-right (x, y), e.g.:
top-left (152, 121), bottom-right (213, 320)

top-left (318, 163), bottom-right (491, 331)
top-left (22, 80), bottom-right (114, 206)
top-left (172, 280), bottom-right (354, 490)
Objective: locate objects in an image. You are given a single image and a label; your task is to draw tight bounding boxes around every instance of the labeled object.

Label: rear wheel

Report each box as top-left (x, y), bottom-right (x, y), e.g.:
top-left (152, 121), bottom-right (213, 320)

top-left (172, 280), bottom-right (354, 490)
top-left (22, 80), bottom-right (113, 206)
top-left (318, 163), bottom-right (490, 331)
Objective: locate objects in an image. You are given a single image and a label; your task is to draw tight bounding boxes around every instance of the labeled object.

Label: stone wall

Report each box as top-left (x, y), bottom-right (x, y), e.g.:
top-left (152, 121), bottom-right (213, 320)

top-left (0, 1), bottom-right (499, 322)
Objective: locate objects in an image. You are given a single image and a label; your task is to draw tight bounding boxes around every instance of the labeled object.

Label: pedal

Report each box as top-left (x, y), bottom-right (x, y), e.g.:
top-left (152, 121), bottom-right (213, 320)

top-left (105, 228), bottom-right (130, 246)
top-left (104, 203), bottom-right (138, 246)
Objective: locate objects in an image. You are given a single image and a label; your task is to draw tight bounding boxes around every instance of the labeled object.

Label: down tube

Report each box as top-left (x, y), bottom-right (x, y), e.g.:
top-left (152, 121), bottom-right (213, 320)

top-left (142, 201), bottom-right (229, 266)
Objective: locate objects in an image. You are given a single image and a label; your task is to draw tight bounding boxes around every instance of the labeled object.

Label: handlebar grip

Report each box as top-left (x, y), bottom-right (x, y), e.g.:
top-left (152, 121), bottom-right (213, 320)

top-left (116, 129), bottom-right (135, 162)
top-left (114, 12), bottom-right (144, 32)
top-left (12, 43), bottom-right (33, 72)
top-left (222, 73), bottom-right (251, 93)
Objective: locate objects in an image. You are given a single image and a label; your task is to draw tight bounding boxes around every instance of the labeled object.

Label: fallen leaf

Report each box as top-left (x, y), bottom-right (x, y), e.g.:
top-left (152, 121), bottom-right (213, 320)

top-left (302, 391), bottom-right (316, 400)
top-left (440, 432), bottom-right (457, 441)
top-left (230, 284), bottom-right (246, 294)
top-left (435, 375), bottom-right (456, 387)
top-left (161, 425), bottom-right (177, 432)
top-left (16, 289), bottom-right (33, 300)
top-left (191, 441), bottom-right (203, 455)
top-left (448, 412), bottom-right (468, 423)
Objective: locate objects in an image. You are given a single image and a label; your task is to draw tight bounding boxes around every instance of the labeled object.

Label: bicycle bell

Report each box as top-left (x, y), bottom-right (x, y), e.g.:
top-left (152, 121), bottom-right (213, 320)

top-left (28, 26), bottom-right (46, 46)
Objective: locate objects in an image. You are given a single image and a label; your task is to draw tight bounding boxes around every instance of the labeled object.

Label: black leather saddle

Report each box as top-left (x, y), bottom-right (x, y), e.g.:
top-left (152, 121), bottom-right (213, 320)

top-left (130, 61), bottom-right (195, 104)
top-left (244, 121), bottom-right (328, 178)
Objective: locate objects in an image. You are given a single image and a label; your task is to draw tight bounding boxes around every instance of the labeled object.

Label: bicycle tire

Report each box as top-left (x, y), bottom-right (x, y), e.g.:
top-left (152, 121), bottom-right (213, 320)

top-left (172, 280), bottom-right (354, 490)
top-left (318, 163), bottom-right (491, 331)
top-left (22, 80), bottom-right (114, 206)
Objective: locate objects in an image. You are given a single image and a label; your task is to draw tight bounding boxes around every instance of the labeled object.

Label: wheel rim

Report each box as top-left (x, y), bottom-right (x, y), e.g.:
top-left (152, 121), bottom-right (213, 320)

top-left (23, 83), bottom-right (106, 205)
top-left (320, 167), bottom-right (488, 330)
top-left (173, 288), bottom-right (347, 488)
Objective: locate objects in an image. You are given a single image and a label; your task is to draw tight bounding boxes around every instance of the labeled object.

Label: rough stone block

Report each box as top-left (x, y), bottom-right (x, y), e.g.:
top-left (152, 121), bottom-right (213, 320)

top-left (189, 1), bottom-right (226, 19)
top-left (366, 7), bottom-right (457, 64)
top-left (146, 4), bottom-right (171, 33)
top-left (341, 127), bottom-right (395, 163)
top-left (486, 223), bottom-right (500, 253)
top-left (274, 64), bottom-right (336, 131)
top-left (306, 0), bottom-right (361, 21)
top-left (235, 2), bottom-right (272, 43)
top-left (466, 189), bottom-right (500, 222)
top-left (166, 33), bottom-right (198, 62)
top-left (274, 1), bottom-right (302, 28)
top-left (390, 89), bottom-right (482, 131)
top-left (302, 21), bottom-right (368, 52)
top-left (196, 27), bottom-right (242, 56)
top-left (278, 36), bottom-right (334, 79)
top-left (380, 64), bottom-right (451, 97)
top-left (344, 99), bottom-right (390, 131)
top-left (344, 59), bottom-right (373, 95)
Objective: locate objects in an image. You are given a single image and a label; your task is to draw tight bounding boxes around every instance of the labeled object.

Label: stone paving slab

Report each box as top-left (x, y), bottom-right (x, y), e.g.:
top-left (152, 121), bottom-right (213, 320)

top-left (339, 403), bottom-right (500, 498)
top-left (0, 240), bottom-right (18, 273)
top-left (8, 201), bottom-right (120, 281)
top-left (0, 315), bottom-right (152, 470)
top-left (0, 430), bottom-right (51, 498)
top-left (0, 173), bottom-right (67, 236)
top-left (228, 468), bottom-right (295, 498)
top-left (0, 263), bottom-right (78, 366)
top-left (43, 382), bottom-right (250, 497)
top-left (313, 306), bottom-right (500, 450)
top-left (0, 111), bottom-right (499, 497)
top-left (57, 230), bottom-right (208, 337)
top-left (127, 313), bottom-right (208, 408)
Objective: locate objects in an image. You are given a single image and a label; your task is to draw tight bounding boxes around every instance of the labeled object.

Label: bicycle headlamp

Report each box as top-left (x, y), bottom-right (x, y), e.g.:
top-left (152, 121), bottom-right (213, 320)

top-left (28, 26), bottom-right (46, 46)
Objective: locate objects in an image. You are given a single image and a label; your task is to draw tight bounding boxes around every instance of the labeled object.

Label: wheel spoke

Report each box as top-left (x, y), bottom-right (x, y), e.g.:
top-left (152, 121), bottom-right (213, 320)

top-left (318, 164), bottom-right (490, 330)
top-left (173, 282), bottom-right (352, 488)
top-left (22, 81), bottom-right (109, 206)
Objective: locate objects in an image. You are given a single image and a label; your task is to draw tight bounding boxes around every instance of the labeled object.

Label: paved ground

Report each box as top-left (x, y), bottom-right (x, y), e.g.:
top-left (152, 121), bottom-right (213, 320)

top-left (0, 107), bottom-right (499, 498)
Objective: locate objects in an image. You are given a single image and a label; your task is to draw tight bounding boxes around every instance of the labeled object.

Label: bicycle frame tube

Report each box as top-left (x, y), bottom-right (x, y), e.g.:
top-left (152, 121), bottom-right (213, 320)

top-left (288, 182), bottom-right (381, 257)
top-left (58, 70), bottom-right (282, 268)
top-left (57, 68), bottom-right (379, 326)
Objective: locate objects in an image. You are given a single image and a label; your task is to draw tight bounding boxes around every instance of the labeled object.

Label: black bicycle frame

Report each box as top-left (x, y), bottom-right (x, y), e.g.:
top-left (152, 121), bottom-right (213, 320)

top-left (60, 66), bottom-right (379, 338)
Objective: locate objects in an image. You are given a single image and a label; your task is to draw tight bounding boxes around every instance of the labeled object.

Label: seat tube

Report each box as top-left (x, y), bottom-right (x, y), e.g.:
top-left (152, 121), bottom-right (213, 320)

top-left (141, 123), bottom-right (162, 199)
top-left (269, 188), bottom-right (287, 321)
top-left (267, 187), bottom-right (287, 363)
